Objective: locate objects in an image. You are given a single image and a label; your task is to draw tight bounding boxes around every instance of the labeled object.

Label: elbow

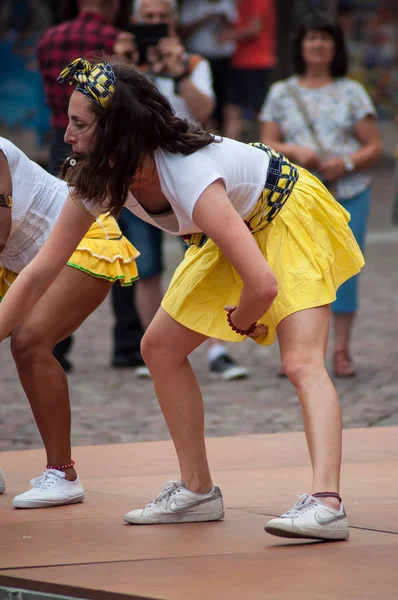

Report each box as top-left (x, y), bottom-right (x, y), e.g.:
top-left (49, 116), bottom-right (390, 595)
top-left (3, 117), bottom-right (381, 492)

top-left (266, 278), bottom-right (279, 304)
top-left (256, 273), bottom-right (278, 305)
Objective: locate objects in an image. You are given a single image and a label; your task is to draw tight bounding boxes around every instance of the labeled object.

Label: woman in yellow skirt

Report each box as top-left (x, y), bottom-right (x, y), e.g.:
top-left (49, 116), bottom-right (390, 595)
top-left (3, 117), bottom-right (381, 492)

top-left (0, 136), bottom-right (138, 508)
top-left (0, 60), bottom-right (364, 540)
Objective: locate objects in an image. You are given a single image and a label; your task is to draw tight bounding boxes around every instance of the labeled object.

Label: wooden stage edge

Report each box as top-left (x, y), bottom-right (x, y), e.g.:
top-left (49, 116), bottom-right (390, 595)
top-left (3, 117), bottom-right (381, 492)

top-left (0, 427), bottom-right (397, 600)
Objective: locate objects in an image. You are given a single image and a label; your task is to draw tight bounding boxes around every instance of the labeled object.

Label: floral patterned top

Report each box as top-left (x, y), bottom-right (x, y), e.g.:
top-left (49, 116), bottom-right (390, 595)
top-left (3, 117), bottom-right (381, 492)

top-left (259, 76), bottom-right (377, 200)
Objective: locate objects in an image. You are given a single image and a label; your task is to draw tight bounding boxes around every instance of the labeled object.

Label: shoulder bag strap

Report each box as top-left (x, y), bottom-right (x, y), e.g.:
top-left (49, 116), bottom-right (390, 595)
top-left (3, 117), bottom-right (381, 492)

top-left (286, 81), bottom-right (328, 159)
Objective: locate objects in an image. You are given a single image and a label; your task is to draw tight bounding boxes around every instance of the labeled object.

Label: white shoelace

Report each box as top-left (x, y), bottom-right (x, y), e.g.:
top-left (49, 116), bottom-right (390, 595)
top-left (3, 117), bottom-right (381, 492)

top-left (281, 494), bottom-right (318, 518)
top-left (147, 480), bottom-right (180, 507)
top-left (29, 470), bottom-right (63, 490)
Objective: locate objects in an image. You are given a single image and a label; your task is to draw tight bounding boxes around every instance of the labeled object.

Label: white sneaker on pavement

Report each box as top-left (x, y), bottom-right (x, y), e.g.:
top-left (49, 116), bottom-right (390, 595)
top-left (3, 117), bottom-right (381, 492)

top-left (0, 468), bottom-right (5, 493)
top-left (124, 480), bottom-right (225, 524)
top-left (209, 354), bottom-right (249, 380)
top-left (13, 469), bottom-right (85, 509)
top-left (135, 365), bottom-right (151, 378)
top-left (264, 494), bottom-right (349, 541)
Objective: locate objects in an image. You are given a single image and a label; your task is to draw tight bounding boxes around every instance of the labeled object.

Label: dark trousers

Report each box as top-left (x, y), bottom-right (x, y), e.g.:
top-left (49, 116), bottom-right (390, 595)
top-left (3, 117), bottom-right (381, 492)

top-left (49, 128), bottom-right (74, 362)
top-left (111, 282), bottom-right (144, 361)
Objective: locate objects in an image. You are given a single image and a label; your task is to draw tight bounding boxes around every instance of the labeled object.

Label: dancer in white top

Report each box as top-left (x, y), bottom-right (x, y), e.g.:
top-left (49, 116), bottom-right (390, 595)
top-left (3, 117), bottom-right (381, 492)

top-left (0, 59), bottom-right (363, 540)
top-left (0, 137), bottom-right (138, 508)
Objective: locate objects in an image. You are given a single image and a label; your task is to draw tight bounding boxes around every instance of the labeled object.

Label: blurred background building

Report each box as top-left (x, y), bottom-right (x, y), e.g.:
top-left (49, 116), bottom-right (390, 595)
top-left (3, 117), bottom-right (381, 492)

top-left (0, 0), bottom-right (396, 161)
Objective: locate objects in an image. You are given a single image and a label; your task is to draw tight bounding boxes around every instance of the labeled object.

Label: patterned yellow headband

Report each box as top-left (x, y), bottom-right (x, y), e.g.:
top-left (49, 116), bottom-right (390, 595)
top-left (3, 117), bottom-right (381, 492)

top-left (57, 57), bottom-right (116, 108)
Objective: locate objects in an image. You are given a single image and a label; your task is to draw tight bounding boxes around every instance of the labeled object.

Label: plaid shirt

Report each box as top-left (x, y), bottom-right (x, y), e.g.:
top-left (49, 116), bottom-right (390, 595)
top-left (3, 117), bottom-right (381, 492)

top-left (38, 12), bottom-right (118, 129)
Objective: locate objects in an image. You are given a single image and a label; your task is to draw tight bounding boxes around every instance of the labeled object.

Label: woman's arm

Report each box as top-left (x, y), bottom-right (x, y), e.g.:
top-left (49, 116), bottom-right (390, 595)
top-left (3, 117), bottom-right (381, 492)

top-left (320, 115), bottom-right (383, 182)
top-left (261, 121), bottom-right (321, 171)
top-left (192, 180), bottom-right (278, 332)
top-left (350, 115), bottom-right (383, 170)
top-left (0, 151), bottom-right (12, 253)
top-left (0, 195), bottom-right (94, 341)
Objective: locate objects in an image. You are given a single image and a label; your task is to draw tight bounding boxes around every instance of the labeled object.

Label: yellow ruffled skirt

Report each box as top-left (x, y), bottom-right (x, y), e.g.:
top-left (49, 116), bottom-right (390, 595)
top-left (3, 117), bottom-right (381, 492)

top-left (161, 166), bottom-right (365, 346)
top-left (0, 214), bottom-right (139, 300)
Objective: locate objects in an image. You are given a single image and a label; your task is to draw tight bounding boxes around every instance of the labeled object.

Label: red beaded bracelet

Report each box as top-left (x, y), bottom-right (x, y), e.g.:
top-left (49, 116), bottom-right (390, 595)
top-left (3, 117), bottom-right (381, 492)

top-left (46, 460), bottom-right (75, 471)
top-left (226, 307), bottom-right (257, 336)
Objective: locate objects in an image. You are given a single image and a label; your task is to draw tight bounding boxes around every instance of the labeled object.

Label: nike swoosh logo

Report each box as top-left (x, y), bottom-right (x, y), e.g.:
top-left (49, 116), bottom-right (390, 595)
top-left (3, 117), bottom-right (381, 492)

top-left (314, 512), bottom-right (347, 525)
top-left (169, 497), bottom-right (215, 513)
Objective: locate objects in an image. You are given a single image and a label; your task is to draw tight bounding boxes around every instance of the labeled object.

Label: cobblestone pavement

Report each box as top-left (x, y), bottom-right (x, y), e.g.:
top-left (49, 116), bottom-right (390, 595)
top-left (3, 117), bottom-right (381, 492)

top-left (1, 163), bottom-right (397, 452)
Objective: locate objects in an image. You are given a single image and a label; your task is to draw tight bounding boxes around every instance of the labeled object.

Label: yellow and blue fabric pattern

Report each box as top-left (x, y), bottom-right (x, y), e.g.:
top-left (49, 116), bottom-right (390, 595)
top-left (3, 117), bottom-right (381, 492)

top-left (162, 143), bottom-right (365, 346)
top-left (0, 214), bottom-right (139, 301)
top-left (57, 57), bottom-right (115, 108)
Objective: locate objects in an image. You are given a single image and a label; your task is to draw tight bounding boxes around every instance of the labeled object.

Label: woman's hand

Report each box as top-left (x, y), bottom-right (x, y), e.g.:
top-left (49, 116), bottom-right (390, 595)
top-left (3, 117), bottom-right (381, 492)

top-left (294, 147), bottom-right (322, 170)
top-left (113, 32), bottom-right (139, 64)
top-left (150, 37), bottom-right (186, 78)
top-left (224, 306), bottom-right (269, 339)
top-left (319, 156), bottom-right (346, 182)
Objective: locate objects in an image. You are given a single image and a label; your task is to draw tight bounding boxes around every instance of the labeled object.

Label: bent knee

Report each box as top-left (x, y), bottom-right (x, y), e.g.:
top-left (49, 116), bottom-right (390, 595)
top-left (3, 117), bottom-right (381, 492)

top-left (11, 324), bottom-right (47, 361)
top-left (281, 352), bottom-right (325, 386)
top-left (140, 327), bottom-right (166, 367)
top-left (141, 327), bottom-right (186, 368)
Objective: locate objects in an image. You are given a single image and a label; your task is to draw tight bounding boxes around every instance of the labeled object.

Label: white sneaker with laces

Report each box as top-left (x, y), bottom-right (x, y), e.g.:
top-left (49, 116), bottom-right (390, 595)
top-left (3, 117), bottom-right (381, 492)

top-left (124, 480), bottom-right (225, 524)
top-left (265, 494), bottom-right (349, 540)
top-left (0, 467), bottom-right (5, 493)
top-left (13, 469), bottom-right (84, 509)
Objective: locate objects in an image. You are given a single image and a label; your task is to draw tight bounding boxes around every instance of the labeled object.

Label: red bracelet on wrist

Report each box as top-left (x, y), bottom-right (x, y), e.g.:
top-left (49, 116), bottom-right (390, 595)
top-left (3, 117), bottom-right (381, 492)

top-left (46, 460), bottom-right (75, 471)
top-left (226, 307), bottom-right (257, 336)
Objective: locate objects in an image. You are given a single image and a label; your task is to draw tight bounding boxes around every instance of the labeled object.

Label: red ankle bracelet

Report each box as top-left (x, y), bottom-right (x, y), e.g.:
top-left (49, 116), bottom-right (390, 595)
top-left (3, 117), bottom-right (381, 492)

top-left (46, 460), bottom-right (75, 471)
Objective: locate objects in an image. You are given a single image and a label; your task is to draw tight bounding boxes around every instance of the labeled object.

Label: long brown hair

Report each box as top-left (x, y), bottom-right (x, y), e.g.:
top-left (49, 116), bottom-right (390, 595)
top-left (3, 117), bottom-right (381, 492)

top-left (67, 59), bottom-right (216, 215)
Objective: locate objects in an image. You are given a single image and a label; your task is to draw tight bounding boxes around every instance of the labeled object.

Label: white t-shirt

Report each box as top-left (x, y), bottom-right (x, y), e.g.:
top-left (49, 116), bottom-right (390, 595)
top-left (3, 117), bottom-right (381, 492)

top-left (153, 57), bottom-right (215, 121)
top-left (180, 0), bottom-right (237, 59)
top-left (0, 137), bottom-right (68, 272)
top-left (83, 137), bottom-right (270, 236)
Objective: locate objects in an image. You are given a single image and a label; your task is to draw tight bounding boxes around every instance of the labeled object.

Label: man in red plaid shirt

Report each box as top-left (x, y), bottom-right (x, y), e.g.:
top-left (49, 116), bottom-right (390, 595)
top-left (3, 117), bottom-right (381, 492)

top-left (37, 0), bottom-right (134, 372)
top-left (38, 0), bottom-right (126, 176)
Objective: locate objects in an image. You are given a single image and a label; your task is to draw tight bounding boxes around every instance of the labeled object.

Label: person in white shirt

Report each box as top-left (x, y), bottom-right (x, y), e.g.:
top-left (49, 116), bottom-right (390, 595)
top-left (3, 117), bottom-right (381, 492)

top-left (179, 0), bottom-right (237, 131)
top-left (112, 0), bottom-right (248, 380)
top-left (0, 58), bottom-right (364, 539)
top-left (0, 137), bottom-right (139, 508)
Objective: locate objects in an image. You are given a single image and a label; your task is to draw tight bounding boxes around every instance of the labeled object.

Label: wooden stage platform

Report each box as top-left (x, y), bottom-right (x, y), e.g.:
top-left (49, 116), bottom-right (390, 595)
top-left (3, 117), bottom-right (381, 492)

top-left (0, 427), bottom-right (397, 600)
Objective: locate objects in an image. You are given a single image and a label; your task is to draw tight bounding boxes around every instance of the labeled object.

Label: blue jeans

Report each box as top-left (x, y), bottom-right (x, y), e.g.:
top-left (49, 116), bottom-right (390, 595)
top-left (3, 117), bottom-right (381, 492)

top-left (111, 209), bottom-right (163, 359)
top-left (118, 209), bottom-right (163, 278)
top-left (332, 187), bottom-right (371, 314)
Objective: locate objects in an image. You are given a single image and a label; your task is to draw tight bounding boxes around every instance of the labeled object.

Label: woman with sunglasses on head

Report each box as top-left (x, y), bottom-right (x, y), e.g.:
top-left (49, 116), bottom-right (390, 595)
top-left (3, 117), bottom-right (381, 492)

top-left (0, 57), bottom-right (364, 539)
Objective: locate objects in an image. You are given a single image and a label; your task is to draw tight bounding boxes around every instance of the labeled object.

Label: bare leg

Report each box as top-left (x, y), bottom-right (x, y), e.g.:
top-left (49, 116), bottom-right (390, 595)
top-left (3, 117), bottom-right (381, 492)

top-left (332, 312), bottom-right (356, 376)
top-left (11, 267), bottom-right (112, 480)
top-left (135, 274), bottom-right (163, 329)
top-left (141, 308), bottom-right (212, 493)
top-left (333, 311), bottom-right (356, 353)
top-left (277, 305), bottom-right (342, 509)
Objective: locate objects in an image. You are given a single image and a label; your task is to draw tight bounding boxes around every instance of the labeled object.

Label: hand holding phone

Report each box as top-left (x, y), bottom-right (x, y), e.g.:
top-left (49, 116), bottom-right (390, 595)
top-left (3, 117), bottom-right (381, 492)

top-left (127, 23), bottom-right (168, 65)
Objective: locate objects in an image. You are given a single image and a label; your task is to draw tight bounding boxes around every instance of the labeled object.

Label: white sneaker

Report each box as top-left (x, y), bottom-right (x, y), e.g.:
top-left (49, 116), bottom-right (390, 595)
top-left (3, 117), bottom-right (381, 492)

top-left (0, 467), bottom-right (5, 493)
top-left (209, 354), bottom-right (249, 381)
top-left (13, 469), bottom-right (85, 509)
top-left (265, 494), bottom-right (349, 540)
top-left (124, 480), bottom-right (225, 524)
top-left (135, 365), bottom-right (151, 378)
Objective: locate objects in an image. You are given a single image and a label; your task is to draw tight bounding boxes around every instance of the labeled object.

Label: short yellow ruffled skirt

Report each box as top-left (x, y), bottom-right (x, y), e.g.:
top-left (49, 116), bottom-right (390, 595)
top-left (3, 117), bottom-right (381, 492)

top-left (0, 213), bottom-right (139, 300)
top-left (161, 166), bottom-right (365, 346)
